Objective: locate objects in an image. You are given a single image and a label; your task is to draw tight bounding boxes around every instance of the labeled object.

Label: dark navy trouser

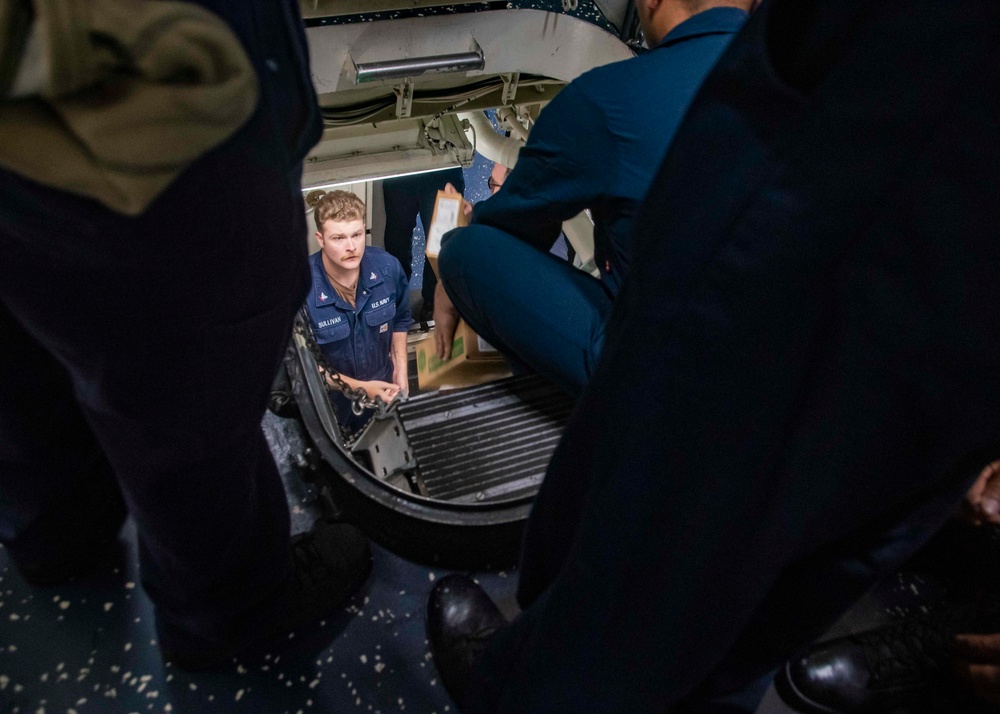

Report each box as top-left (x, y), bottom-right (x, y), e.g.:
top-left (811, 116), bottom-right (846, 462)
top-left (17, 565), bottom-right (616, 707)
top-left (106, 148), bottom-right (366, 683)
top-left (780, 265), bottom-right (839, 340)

top-left (459, 1), bottom-right (1000, 711)
top-left (382, 167), bottom-right (465, 307)
top-left (438, 224), bottom-right (614, 396)
top-left (0, 0), bottom-right (320, 656)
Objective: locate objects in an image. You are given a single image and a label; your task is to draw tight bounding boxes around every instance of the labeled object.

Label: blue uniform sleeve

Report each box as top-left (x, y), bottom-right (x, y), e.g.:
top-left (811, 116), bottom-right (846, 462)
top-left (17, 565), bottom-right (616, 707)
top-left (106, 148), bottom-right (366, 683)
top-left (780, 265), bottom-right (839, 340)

top-left (470, 81), bottom-right (615, 251)
top-left (392, 259), bottom-right (413, 332)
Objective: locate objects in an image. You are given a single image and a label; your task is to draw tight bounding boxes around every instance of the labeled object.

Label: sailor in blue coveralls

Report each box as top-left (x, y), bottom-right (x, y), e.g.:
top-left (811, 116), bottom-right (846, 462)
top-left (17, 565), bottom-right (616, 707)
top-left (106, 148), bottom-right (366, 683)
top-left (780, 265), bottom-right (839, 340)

top-left (305, 190), bottom-right (413, 435)
top-left (432, 3), bottom-right (748, 396)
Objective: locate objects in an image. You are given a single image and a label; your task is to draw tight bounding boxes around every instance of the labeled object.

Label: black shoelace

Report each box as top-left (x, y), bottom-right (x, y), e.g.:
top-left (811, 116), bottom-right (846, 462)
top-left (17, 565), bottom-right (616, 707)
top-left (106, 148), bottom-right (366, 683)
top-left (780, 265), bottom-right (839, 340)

top-left (860, 603), bottom-right (1000, 685)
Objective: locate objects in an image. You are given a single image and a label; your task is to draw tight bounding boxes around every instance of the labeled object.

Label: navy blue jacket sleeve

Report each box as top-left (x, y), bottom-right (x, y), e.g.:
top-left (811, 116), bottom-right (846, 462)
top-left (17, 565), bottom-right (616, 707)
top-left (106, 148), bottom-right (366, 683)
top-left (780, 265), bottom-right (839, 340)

top-left (470, 81), bottom-right (615, 251)
top-left (392, 259), bottom-right (413, 333)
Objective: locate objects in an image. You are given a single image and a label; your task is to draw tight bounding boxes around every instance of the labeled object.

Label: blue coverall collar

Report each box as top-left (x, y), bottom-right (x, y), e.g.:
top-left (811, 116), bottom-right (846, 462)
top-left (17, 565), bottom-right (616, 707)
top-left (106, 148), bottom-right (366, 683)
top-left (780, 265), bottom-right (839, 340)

top-left (311, 250), bottom-right (387, 312)
top-left (311, 254), bottom-right (341, 310)
top-left (655, 6), bottom-right (748, 49)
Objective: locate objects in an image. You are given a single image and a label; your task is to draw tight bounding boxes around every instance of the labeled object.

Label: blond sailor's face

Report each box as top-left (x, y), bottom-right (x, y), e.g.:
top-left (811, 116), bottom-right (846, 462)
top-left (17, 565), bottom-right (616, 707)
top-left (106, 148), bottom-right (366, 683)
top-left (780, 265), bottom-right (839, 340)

top-left (317, 218), bottom-right (366, 270)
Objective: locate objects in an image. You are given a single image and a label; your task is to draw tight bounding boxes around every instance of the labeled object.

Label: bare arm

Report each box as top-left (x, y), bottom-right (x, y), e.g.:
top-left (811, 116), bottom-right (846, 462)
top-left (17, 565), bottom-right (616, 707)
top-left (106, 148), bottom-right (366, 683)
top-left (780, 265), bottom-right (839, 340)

top-left (434, 184), bottom-right (466, 361)
top-left (391, 331), bottom-right (408, 395)
top-left (324, 370), bottom-right (399, 402)
top-left (961, 459), bottom-right (1000, 525)
top-left (433, 282), bottom-right (462, 361)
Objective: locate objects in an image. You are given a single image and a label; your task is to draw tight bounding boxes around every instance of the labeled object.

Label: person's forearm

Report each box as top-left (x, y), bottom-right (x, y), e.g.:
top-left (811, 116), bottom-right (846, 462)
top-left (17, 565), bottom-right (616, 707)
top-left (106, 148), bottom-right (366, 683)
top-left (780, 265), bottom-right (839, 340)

top-left (325, 370), bottom-right (363, 393)
top-left (471, 179), bottom-right (567, 251)
top-left (391, 331), bottom-right (408, 388)
top-left (432, 282), bottom-right (461, 360)
top-left (326, 371), bottom-right (399, 402)
top-left (469, 82), bottom-right (603, 249)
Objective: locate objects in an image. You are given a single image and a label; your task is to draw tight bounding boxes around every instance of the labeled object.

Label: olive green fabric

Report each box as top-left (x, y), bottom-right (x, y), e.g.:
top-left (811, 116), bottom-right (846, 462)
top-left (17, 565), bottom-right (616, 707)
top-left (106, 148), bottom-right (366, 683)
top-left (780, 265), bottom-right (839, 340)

top-left (0, 0), bottom-right (258, 215)
top-left (0, 0), bottom-right (31, 96)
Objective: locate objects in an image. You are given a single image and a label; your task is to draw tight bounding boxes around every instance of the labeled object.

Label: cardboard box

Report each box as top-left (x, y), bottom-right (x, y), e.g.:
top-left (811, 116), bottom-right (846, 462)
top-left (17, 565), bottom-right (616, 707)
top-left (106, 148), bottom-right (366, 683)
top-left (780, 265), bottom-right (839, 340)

top-left (414, 320), bottom-right (510, 390)
top-left (424, 190), bottom-right (468, 275)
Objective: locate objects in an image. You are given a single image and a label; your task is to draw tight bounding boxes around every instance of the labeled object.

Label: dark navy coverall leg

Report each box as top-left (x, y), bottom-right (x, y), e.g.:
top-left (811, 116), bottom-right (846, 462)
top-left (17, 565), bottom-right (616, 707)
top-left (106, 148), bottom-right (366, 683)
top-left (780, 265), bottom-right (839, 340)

top-left (438, 224), bottom-right (613, 395)
top-left (0, 0), bottom-right (321, 657)
top-left (437, 9), bottom-right (748, 397)
top-left (462, 2), bottom-right (1000, 712)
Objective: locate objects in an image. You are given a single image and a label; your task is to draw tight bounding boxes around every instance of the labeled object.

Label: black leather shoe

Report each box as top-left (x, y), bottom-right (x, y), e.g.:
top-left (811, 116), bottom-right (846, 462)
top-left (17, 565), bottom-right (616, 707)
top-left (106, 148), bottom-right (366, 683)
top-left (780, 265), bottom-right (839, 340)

top-left (162, 520), bottom-right (372, 671)
top-left (427, 574), bottom-right (507, 706)
top-left (775, 605), bottom-right (1000, 713)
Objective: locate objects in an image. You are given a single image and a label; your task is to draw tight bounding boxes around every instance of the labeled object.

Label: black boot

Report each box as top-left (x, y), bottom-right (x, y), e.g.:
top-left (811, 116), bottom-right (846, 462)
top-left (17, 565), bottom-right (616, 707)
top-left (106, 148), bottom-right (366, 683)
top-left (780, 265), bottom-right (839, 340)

top-left (775, 604), bottom-right (1000, 713)
top-left (426, 574), bottom-right (507, 707)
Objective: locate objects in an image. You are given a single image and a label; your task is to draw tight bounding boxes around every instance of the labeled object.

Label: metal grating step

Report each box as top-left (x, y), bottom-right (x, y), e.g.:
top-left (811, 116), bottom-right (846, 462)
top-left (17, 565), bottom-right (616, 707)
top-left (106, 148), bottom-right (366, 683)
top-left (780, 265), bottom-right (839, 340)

top-left (397, 375), bottom-right (574, 503)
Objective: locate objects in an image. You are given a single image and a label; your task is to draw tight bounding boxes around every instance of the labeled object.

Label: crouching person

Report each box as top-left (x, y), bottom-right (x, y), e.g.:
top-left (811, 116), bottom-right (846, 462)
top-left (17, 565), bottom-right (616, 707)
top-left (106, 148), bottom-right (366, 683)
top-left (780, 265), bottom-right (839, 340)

top-left (306, 191), bottom-right (413, 435)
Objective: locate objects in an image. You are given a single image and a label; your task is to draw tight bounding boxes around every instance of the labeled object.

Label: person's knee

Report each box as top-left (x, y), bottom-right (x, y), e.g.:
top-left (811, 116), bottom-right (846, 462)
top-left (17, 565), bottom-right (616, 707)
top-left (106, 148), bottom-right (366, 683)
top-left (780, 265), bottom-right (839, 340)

top-left (438, 226), bottom-right (494, 282)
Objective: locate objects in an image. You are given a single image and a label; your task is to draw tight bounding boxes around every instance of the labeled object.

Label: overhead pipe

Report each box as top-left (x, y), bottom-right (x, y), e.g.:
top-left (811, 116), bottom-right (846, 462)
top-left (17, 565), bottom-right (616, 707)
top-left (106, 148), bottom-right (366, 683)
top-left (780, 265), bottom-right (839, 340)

top-left (457, 110), bottom-right (524, 169)
top-left (494, 106), bottom-right (530, 144)
top-left (354, 51), bottom-right (485, 84)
